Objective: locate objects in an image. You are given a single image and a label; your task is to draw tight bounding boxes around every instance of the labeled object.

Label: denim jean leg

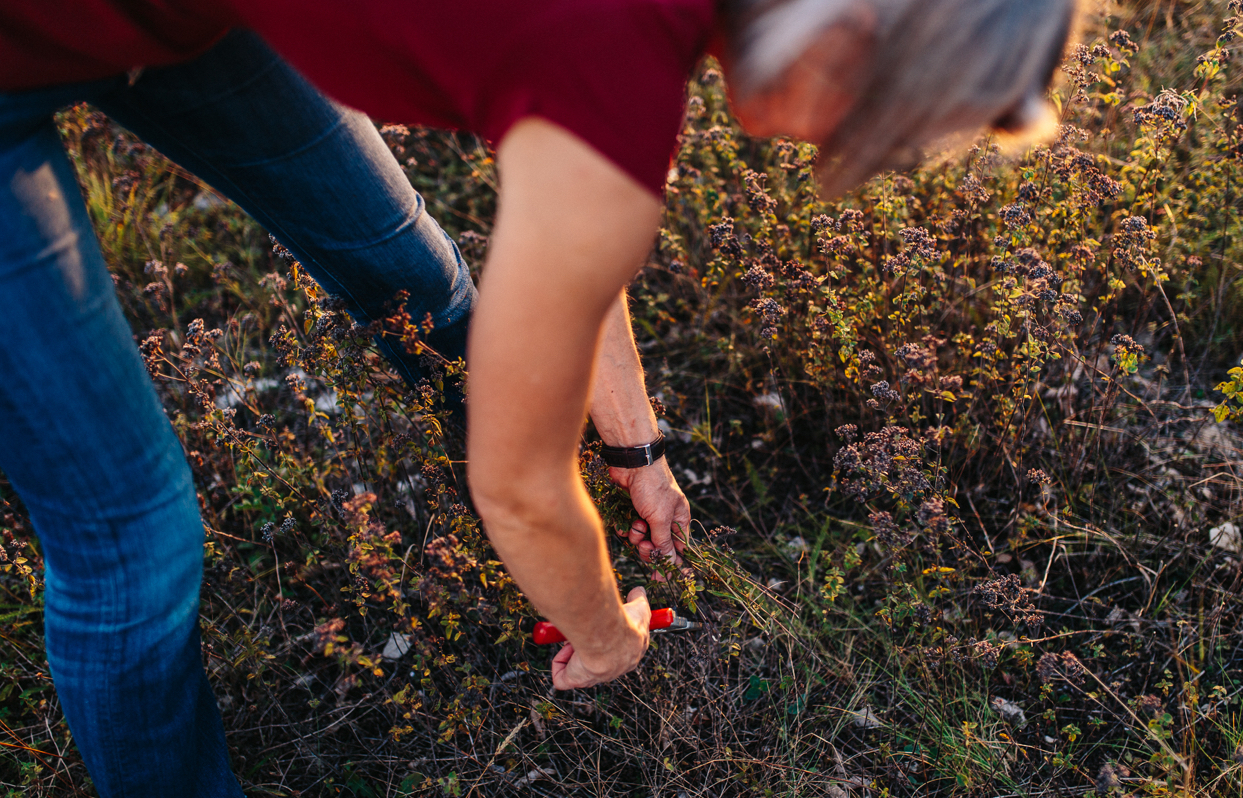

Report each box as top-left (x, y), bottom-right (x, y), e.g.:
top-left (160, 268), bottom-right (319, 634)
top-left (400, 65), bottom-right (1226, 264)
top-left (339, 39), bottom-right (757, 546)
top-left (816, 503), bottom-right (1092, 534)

top-left (0, 113), bottom-right (243, 798)
top-left (92, 29), bottom-right (478, 385)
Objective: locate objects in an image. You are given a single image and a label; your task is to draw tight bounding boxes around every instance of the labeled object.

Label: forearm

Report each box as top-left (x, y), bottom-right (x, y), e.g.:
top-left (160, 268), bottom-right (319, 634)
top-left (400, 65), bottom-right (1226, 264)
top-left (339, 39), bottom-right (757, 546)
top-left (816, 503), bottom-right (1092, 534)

top-left (590, 291), bottom-right (660, 447)
top-left (467, 273), bottom-right (633, 658)
top-left (588, 291), bottom-right (691, 564)
top-left (478, 471), bottom-right (630, 659)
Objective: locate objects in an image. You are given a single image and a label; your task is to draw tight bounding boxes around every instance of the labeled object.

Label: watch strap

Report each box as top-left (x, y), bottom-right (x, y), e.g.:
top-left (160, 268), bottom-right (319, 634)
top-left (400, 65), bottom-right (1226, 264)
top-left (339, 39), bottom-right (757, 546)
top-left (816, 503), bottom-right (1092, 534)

top-left (600, 432), bottom-right (666, 468)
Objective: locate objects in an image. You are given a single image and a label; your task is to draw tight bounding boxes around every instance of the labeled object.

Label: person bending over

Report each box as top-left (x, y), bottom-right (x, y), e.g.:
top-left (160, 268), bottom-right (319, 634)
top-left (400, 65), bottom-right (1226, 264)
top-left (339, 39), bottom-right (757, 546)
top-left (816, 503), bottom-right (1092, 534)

top-left (0, 1), bottom-right (1074, 795)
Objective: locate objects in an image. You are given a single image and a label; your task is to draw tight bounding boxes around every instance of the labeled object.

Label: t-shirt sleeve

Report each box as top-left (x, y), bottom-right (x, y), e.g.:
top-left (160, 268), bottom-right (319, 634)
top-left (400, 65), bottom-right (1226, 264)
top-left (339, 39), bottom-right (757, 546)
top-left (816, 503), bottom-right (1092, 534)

top-left (226, 0), bottom-right (713, 197)
top-left (477, 1), bottom-right (712, 196)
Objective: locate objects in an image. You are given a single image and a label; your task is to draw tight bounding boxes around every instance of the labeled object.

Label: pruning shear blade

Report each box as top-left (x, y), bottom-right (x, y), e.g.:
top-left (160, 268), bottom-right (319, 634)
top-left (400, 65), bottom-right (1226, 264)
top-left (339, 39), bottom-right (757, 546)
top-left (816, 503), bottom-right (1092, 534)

top-left (532, 607), bottom-right (700, 644)
top-left (651, 612), bottom-right (702, 634)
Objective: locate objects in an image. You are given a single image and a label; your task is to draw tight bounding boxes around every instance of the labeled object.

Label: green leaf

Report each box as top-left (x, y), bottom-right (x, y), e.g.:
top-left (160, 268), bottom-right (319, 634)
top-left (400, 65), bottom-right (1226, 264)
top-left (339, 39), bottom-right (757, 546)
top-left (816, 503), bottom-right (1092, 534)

top-left (743, 675), bottom-right (770, 702)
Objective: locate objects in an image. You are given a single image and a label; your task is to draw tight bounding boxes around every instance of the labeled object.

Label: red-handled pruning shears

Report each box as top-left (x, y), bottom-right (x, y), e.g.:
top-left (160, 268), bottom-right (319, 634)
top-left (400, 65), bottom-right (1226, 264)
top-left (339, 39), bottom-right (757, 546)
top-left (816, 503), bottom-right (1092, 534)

top-left (532, 608), bottom-right (702, 645)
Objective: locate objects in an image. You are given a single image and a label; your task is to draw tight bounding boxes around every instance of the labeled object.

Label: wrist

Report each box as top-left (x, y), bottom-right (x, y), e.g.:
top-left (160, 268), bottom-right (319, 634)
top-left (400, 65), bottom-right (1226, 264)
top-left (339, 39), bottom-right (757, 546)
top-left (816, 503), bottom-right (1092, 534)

top-left (600, 431), bottom-right (666, 469)
top-left (576, 614), bottom-right (646, 667)
top-left (595, 413), bottom-right (660, 448)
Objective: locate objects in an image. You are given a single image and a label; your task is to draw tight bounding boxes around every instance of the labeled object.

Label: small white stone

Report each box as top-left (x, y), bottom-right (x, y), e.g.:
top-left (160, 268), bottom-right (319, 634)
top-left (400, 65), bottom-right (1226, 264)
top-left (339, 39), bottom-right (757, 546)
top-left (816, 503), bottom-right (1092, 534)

top-left (785, 536), bottom-right (808, 554)
top-left (990, 697), bottom-right (1027, 725)
top-left (382, 632), bottom-right (412, 661)
top-left (753, 392), bottom-right (785, 412)
top-left (215, 385), bottom-right (246, 410)
top-left (681, 469), bottom-right (713, 487)
top-left (314, 390), bottom-right (340, 414)
top-left (512, 767), bottom-right (554, 786)
top-left (1210, 522), bottom-right (1241, 553)
top-left (848, 707), bottom-right (882, 729)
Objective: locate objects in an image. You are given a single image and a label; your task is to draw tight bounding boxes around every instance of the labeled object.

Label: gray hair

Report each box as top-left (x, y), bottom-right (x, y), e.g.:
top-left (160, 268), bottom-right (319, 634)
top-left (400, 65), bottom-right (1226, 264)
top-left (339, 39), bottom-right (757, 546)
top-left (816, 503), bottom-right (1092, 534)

top-left (725, 0), bottom-right (1078, 196)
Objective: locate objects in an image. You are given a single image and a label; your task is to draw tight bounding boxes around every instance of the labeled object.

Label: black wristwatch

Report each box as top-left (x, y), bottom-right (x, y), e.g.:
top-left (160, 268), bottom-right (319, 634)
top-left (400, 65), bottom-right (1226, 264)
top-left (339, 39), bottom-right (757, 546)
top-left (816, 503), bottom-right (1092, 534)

top-left (600, 431), bottom-right (666, 468)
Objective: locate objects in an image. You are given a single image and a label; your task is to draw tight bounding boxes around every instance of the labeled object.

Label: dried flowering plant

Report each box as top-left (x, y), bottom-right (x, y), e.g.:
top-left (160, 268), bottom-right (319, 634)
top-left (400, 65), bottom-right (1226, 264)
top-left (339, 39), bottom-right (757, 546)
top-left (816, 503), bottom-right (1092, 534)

top-left (3, 3), bottom-right (1243, 796)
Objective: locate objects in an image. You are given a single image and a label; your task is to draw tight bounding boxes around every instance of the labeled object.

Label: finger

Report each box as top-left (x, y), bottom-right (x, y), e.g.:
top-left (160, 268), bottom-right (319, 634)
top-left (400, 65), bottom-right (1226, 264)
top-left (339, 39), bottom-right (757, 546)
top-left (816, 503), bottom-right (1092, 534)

top-left (671, 511), bottom-right (694, 575)
top-left (553, 647), bottom-right (604, 691)
top-left (643, 506), bottom-right (685, 565)
top-left (627, 518), bottom-right (648, 547)
top-left (564, 648), bottom-right (617, 690)
top-left (636, 539), bottom-right (657, 562)
top-left (671, 512), bottom-right (692, 553)
top-left (553, 660), bottom-right (588, 691)
top-left (646, 513), bottom-right (676, 559)
top-left (551, 643), bottom-right (574, 690)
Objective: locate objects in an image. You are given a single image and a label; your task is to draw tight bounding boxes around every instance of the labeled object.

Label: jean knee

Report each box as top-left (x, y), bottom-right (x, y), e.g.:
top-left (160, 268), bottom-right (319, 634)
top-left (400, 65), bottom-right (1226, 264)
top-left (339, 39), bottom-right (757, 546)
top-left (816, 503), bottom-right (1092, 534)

top-left (436, 228), bottom-right (478, 323)
top-left (40, 457), bottom-right (204, 653)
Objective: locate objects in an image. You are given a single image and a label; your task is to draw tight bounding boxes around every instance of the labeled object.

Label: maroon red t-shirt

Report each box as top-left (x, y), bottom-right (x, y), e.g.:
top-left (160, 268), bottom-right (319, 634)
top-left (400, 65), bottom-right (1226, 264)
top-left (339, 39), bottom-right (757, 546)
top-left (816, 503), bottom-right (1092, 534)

top-left (0, 0), bottom-right (717, 195)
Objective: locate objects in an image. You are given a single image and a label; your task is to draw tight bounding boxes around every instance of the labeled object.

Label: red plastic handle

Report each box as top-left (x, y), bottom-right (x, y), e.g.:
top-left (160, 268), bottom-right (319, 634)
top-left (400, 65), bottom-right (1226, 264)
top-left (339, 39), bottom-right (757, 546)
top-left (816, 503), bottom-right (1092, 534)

top-left (532, 621), bottom-right (566, 645)
top-left (532, 607), bottom-right (675, 645)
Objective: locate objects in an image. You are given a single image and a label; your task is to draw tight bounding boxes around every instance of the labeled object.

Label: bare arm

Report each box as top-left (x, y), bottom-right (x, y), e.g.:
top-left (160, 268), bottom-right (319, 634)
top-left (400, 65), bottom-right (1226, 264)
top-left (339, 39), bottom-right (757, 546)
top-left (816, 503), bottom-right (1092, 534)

top-left (591, 293), bottom-right (659, 447)
top-left (590, 293), bottom-right (691, 566)
top-left (467, 117), bottom-right (662, 689)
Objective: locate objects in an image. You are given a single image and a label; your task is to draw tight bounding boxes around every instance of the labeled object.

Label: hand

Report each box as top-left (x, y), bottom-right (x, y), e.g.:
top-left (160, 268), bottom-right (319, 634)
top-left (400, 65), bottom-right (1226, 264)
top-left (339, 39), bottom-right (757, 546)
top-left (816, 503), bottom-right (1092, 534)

top-left (551, 587), bottom-right (650, 690)
top-left (610, 458), bottom-right (692, 570)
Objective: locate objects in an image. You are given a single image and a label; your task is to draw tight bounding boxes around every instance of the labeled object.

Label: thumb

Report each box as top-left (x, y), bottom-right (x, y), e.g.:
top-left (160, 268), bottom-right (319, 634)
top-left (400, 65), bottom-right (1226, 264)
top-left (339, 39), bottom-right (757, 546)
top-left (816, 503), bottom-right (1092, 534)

top-left (671, 514), bottom-right (691, 553)
top-left (624, 585), bottom-right (651, 629)
top-left (648, 514), bottom-right (676, 556)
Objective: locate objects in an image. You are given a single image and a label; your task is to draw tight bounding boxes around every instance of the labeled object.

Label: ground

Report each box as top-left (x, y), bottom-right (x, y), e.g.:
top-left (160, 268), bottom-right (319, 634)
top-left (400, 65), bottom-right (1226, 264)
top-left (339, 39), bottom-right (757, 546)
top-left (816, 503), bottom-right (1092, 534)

top-left (4, 2), bottom-right (1243, 796)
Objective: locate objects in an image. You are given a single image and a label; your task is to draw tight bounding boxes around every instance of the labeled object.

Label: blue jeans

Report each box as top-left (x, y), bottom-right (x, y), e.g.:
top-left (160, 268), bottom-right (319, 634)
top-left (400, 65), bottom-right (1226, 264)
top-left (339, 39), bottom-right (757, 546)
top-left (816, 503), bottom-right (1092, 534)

top-left (0, 30), bottom-right (476, 798)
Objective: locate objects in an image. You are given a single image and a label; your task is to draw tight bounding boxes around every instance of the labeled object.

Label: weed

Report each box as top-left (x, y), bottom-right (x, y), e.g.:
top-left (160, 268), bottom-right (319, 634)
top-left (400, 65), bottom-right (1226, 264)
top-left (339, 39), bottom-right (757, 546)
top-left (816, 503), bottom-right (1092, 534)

top-left (5, 2), bottom-right (1243, 796)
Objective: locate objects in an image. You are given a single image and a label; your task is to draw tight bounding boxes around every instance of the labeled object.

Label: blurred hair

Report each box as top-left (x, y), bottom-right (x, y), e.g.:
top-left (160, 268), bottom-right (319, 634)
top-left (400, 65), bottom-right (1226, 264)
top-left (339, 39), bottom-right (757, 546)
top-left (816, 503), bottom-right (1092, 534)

top-left (724, 0), bottom-right (1079, 197)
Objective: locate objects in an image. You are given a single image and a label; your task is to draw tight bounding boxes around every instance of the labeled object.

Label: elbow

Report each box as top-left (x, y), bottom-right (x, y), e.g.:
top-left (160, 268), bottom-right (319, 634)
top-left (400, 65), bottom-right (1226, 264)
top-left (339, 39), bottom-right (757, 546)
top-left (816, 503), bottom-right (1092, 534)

top-left (468, 474), bottom-right (526, 532)
top-left (467, 457), bottom-right (576, 536)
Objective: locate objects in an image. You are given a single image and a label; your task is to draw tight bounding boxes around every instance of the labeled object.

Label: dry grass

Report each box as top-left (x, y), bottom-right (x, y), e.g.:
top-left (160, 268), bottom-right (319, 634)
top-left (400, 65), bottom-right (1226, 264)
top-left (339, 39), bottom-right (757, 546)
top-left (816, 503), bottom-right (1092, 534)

top-left (5, 2), bottom-right (1243, 795)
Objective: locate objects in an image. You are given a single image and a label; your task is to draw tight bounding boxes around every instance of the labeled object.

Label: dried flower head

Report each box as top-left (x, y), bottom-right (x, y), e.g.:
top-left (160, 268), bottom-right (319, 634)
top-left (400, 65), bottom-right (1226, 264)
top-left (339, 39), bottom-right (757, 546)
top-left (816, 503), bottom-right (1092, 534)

top-left (1096, 764), bottom-right (1122, 791)
top-left (898, 226), bottom-right (937, 260)
top-left (1110, 30), bottom-right (1138, 55)
top-left (1110, 334), bottom-right (1145, 356)
top-left (917, 498), bottom-right (952, 534)
top-left (742, 262), bottom-right (776, 290)
top-left (1137, 694), bottom-right (1163, 717)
